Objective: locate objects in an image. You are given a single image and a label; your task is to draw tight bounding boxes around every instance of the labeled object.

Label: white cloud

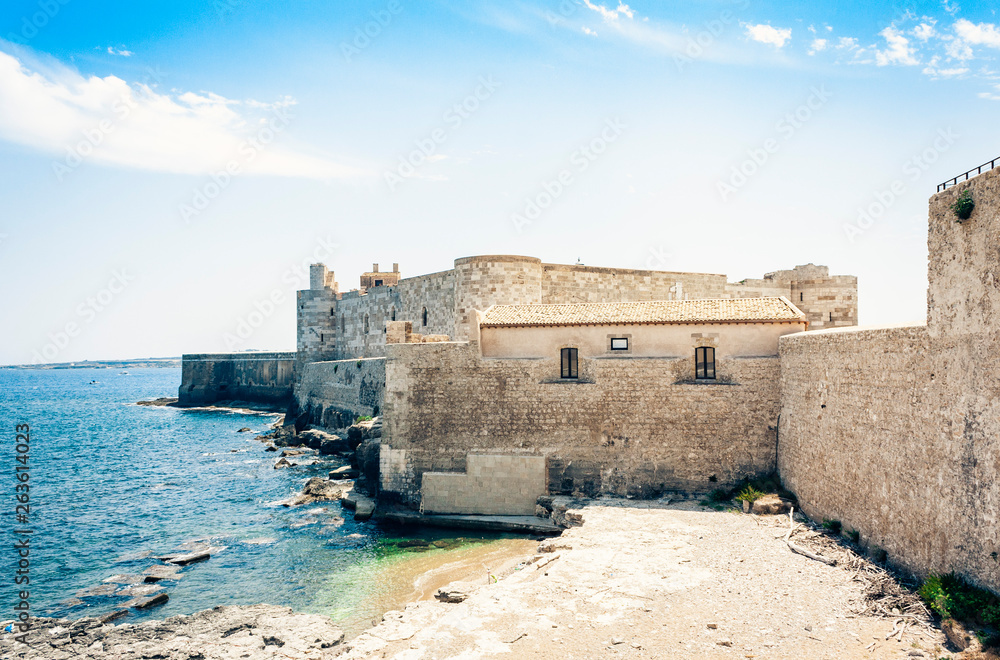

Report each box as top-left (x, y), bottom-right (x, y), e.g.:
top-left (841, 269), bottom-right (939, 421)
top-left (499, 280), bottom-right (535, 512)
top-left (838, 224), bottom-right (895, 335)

top-left (581, 26), bottom-right (598, 36)
top-left (0, 49), bottom-right (363, 179)
top-left (582, 1), bottom-right (634, 22)
top-left (912, 23), bottom-right (937, 40)
top-left (942, 0), bottom-right (960, 16)
top-left (954, 19), bottom-right (1000, 49)
top-left (809, 38), bottom-right (828, 55)
top-left (875, 27), bottom-right (919, 66)
top-left (744, 24), bottom-right (792, 48)
top-left (836, 37), bottom-right (860, 50)
top-left (922, 57), bottom-right (969, 77)
top-left (979, 85), bottom-right (1000, 100)
top-left (944, 35), bottom-right (975, 60)
top-left (107, 47), bottom-right (133, 57)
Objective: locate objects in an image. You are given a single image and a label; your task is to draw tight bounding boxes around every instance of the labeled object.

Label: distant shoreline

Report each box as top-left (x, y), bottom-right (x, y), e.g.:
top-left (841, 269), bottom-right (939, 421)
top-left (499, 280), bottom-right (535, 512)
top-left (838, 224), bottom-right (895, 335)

top-left (1, 358), bottom-right (182, 370)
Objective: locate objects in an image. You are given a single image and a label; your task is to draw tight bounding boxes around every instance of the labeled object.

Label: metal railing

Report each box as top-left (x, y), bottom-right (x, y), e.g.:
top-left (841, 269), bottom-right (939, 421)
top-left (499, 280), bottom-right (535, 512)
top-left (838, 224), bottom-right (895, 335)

top-left (938, 156), bottom-right (999, 192)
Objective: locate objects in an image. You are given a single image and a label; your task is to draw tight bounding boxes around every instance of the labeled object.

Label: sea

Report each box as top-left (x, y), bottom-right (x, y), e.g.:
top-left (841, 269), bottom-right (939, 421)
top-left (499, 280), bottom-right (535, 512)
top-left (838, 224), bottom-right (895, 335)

top-left (0, 367), bottom-right (514, 635)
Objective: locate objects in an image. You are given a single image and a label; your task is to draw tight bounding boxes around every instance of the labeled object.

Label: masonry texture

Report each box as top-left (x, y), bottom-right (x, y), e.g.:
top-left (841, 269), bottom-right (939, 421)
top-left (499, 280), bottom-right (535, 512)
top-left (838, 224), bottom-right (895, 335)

top-left (294, 358), bottom-right (386, 428)
top-left (420, 454), bottom-right (547, 515)
top-left (178, 353), bottom-right (295, 405)
top-left (380, 341), bottom-right (781, 508)
top-left (779, 167), bottom-right (1000, 594)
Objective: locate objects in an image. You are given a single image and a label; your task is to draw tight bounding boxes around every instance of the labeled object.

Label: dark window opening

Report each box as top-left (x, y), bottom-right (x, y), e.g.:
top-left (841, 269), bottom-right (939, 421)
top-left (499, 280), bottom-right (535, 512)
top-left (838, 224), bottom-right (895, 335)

top-left (695, 347), bottom-right (716, 380)
top-left (391, 307), bottom-right (396, 321)
top-left (800, 292), bottom-right (803, 302)
top-left (610, 337), bottom-right (629, 351)
top-left (320, 333), bottom-right (324, 343)
top-left (829, 312), bottom-right (833, 322)
top-left (341, 315), bottom-right (345, 333)
top-left (422, 307), bottom-right (428, 326)
top-left (330, 307), bottom-right (334, 316)
top-left (364, 314), bottom-right (369, 333)
top-left (374, 279), bottom-right (383, 287)
top-left (560, 348), bottom-right (579, 379)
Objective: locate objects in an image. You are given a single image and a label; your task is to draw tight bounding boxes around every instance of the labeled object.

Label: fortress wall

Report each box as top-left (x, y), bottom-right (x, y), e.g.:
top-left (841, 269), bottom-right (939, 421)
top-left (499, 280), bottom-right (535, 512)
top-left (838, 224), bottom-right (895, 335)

top-left (541, 263), bottom-right (728, 304)
top-left (778, 168), bottom-right (1000, 592)
top-left (396, 269), bottom-right (456, 338)
top-left (296, 289), bottom-right (338, 364)
top-left (452, 256), bottom-right (543, 341)
top-left (791, 274), bottom-right (858, 330)
top-left (334, 287), bottom-right (400, 360)
top-left (725, 280), bottom-right (791, 299)
top-left (178, 353), bottom-right (296, 405)
top-left (381, 341), bottom-right (780, 508)
top-left (295, 357), bottom-right (386, 429)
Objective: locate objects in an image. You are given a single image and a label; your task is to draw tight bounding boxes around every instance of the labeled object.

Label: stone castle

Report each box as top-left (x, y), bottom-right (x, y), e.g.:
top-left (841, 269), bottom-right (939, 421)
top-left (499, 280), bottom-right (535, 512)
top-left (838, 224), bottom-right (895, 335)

top-left (179, 161), bottom-right (999, 598)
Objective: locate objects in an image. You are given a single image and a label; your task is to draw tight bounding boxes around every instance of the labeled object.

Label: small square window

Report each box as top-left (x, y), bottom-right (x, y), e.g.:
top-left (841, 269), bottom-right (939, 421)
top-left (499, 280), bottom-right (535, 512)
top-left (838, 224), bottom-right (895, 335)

top-left (610, 337), bottom-right (629, 351)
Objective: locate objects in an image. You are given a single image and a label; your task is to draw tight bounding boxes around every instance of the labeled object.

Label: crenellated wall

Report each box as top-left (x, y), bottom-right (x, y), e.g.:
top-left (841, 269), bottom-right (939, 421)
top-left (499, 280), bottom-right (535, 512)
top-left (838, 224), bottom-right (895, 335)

top-left (178, 353), bottom-right (296, 406)
top-left (778, 167), bottom-right (1000, 593)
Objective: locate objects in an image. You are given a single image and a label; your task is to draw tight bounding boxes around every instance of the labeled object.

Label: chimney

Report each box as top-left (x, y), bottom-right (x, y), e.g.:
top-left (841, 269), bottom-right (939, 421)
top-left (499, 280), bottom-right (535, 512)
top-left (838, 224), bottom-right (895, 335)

top-left (393, 263), bottom-right (399, 273)
top-left (372, 263), bottom-right (379, 273)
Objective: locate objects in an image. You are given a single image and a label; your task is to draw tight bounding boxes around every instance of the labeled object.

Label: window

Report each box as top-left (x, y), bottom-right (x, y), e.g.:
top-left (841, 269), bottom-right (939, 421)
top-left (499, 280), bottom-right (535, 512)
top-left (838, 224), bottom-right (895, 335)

top-left (320, 333), bottom-right (324, 343)
top-left (330, 307), bottom-right (334, 316)
top-left (560, 348), bottom-right (579, 379)
top-left (610, 337), bottom-right (629, 351)
top-left (829, 312), bottom-right (833, 322)
top-left (800, 292), bottom-right (803, 302)
top-left (364, 314), bottom-right (369, 334)
top-left (341, 315), bottom-right (345, 333)
top-left (422, 307), bottom-right (428, 326)
top-left (391, 307), bottom-right (396, 321)
top-left (374, 279), bottom-right (383, 287)
top-left (695, 347), bottom-right (715, 380)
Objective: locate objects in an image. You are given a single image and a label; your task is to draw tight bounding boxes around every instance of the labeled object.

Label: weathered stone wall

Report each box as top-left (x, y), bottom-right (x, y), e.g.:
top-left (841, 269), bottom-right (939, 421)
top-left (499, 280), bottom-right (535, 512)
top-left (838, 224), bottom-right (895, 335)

top-left (453, 256), bottom-right (543, 341)
top-left (541, 263), bottom-right (727, 304)
top-left (421, 454), bottom-right (547, 515)
top-left (381, 341), bottom-right (781, 507)
top-left (778, 167), bottom-right (1000, 593)
top-left (178, 353), bottom-right (296, 405)
top-left (294, 357), bottom-right (386, 429)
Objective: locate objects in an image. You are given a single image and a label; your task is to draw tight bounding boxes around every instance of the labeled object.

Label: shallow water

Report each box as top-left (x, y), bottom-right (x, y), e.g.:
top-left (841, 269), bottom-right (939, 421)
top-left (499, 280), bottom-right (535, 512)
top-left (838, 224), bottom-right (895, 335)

top-left (0, 367), bottom-right (524, 635)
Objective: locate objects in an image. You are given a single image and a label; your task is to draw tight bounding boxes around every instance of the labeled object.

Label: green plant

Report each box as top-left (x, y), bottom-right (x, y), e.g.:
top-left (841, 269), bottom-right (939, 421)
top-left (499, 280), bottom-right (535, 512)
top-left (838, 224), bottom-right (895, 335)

top-left (333, 364), bottom-right (338, 373)
top-left (735, 485), bottom-right (766, 503)
top-left (822, 519), bottom-right (842, 535)
top-left (846, 529), bottom-right (860, 544)
top-left (952, 189), bottom-right (975, 221)
top-left (356, 360), bottom-right (363, 368)
top-left (918, 573), bottom-right (1000, 628)
top-left (355, 415), bottom-right (373, 423)
top-left (708, 488), bottom-right (730, 503)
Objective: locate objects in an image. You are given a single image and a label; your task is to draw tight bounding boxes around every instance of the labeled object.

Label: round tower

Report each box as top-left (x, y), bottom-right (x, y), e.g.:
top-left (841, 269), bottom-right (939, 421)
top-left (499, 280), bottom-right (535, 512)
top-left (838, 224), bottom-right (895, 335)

top-left (452, 255), bottom-right (543, 341)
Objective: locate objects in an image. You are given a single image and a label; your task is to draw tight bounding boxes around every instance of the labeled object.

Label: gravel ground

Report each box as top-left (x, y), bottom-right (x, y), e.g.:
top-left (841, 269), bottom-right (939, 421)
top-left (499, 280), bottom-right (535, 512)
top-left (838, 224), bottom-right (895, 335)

top-left (341, 499), bottom-right (955, 660)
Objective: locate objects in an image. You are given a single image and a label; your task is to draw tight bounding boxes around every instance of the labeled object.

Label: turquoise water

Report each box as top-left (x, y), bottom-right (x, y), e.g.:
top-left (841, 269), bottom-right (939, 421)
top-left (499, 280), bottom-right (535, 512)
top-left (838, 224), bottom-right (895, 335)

top-left (0, 367), bottom-right (502, 630)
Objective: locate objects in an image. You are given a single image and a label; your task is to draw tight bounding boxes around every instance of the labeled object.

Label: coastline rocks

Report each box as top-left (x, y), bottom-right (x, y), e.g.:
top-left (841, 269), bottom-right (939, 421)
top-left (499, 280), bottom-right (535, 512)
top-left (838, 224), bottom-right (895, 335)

top-left (298, 429), bottom-right (351, 454)
top-left (434, 587), bottom-right (470, 603)
top-left (341, 492), bottom-right (376, 521)
top-left (329, 465), bottom-right (359, 480)
top-left (287, 477), bottom-right (349, 506)
top-left (168, 551), bottom-right (211, 566)
top-left (274, 458), bottom-right (292, 469)
top-left (0, 604), bottom-right (345, 659)
top-left (237, 427), bottom-right (252, 433)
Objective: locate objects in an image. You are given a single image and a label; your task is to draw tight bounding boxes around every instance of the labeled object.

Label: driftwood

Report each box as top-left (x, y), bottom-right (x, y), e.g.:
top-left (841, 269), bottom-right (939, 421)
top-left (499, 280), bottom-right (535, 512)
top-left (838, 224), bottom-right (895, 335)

top-left (785, 508), bottom-right (837, 566)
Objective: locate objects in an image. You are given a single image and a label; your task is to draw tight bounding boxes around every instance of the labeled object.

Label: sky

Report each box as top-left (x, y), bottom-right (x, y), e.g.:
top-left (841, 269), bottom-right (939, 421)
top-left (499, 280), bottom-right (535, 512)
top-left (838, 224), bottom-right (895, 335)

top-left (1, 0), bottom-right (999, 365)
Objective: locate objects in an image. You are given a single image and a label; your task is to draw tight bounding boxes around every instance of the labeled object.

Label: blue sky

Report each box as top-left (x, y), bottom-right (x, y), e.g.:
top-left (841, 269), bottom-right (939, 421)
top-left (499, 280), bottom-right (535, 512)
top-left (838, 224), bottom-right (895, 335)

top-left (2, 0), bottom-right (999, 364)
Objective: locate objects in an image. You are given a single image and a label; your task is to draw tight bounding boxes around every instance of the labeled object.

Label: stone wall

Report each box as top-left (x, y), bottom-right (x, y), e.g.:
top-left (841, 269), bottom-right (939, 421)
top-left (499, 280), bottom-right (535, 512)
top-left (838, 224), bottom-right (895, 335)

top-left (421, 454), bottom-right (547, 515)
top-left (381, 341), bottom-right (781, 507)
top-left (178, 353), bottom-right (296, 405)
top-left (294, 357), bottom-right (386, 429)
top-left (542, 263), bottom-right (728, 304)
top-left (778, 167), bottom-right (1000, 593)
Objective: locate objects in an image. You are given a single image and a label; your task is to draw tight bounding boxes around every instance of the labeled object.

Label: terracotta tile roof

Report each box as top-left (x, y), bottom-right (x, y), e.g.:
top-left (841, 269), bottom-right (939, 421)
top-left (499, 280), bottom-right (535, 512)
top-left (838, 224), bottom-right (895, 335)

top-left (480, 297), bottom-right (805, 327)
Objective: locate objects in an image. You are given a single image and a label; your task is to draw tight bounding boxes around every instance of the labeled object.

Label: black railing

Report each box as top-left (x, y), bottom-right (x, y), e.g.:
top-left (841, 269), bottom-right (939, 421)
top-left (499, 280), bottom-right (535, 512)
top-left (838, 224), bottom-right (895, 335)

top-left (938, 156), bottom-right (1000, 192)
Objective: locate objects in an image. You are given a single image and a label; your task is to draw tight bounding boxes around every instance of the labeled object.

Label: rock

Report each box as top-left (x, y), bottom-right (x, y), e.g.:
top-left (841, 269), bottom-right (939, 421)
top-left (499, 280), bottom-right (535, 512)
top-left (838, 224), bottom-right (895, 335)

top-left (942, 618), bottom-right (979, 652)
top-left (707, 623), bottom-right (718, 629)
top-left (289, 477), bottom-right (349, 506)
top-left (237, 427), bottom-right (251, 433)
top-left (142, 565), bottom-right (181, 582)
top-left (752, 494), bottom-right (793, 515)
top-left (100, 610), bottom-right (127, 624)
top-left (167, 551), bottom-right (210, 566)
top-left (535, 504), bottom-right (549, 518)
top-left (274, 457), bottom-right (292, 469)
top-left (116, 584), bottom-right (165, 597)
top-left (545, 496), bottom-right (587, 528)
top-left (76, 584), bottom-right (119, 598)
top-left (329, 465), bottom-right (359, 480)
top-left (341, 492), bottom-right (376, 520)
top-left (126, 592), bottom-right (169, 609)
top-left (102, 574), bottom-right (144, 584)
top-left (281, 449), bottom-right (308, 457)
top-left (319, 437), bottom-right (350, 455)
top-left (299, 429), bottom-right (351, 454)
top-left (434, 589), bottom-right (469, 603)
top-left (717, 638), bottom-right (733, 647)
top-left (537, 540), bottom-right (572, 553)
top-left (264, 445), bottom-right (278, 452)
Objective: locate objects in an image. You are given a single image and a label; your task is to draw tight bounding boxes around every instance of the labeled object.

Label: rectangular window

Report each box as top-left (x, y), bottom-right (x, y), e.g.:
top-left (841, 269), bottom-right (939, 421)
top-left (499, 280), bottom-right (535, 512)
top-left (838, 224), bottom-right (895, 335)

top-left (375, 279), bottom-right (383, 287)
top-left (695, 347), bottom-right (715, 380)
top-left (610, 337), bottom-right (629, 351)
top-left (560, 348), bottom-right (579, 379)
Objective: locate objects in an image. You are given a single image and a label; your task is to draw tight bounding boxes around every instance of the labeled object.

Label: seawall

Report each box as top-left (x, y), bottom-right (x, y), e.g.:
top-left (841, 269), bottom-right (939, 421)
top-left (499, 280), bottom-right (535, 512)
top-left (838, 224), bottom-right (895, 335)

top-left (178, 353), bottom-right (296, 406)
top-left (295, 358), bottom-right (386, 429)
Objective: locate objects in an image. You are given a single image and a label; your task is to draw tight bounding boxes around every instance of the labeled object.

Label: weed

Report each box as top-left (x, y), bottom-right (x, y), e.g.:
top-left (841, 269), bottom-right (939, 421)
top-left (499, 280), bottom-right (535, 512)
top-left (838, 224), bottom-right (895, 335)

top-left (356, 360), bottom-right (363, 368)
top-left (822, 519), bottom-right (843, 535)
top-left (735, 485), bottom-right (766, 503)
top-left (355, 415), bottom-right (374, 423)
top-left (846, 529), bottom-right (861, 544)
top-left (952, 189), bottom-right (975, 221)
top-left (333, 364), bottom-right (338, 373)
top-left (919, 573), bottom-right (1000, 628)
top-left (708, 488), bottom-right (730, 503)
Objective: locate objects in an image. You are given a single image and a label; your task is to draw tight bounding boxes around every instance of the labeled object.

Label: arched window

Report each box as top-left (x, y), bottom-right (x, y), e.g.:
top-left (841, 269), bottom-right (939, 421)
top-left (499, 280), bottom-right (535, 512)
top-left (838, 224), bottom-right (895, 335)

top-left (422, 307), bottom-right (428, 327)
top-left (695, 347), bottom-right (715, 380)
top-left (364, 314), bottom-right (370, 334)
top-left (560, 348), bottom-right (578, 379)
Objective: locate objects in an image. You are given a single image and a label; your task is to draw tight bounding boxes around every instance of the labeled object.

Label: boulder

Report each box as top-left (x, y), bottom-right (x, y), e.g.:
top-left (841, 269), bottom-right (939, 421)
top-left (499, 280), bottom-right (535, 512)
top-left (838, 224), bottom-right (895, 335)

top-left (127, 592), bottom-right (169, 609)
top-left (752, 495), bottom-right (793, 515)
top-left (434, 588), bottom-right (469, 603)
top-left (299, 429), bottom-right (351, 454)
top-left (167, 551), bottom-right (210, 566)
top-left (274, 458), bottom-right (292, 469)
top-left (289, 477), bottom-right (349, 506)
top-left (341, 492), bottom-right (376, 520)
top-left (329, 466), bottom-right (359, 480)
top-left (237, 427), bottom-right (251, 433)
top-left (319, 436), bottom-right (350, 455)
top-left (942, 618), bottom-right (979, 652)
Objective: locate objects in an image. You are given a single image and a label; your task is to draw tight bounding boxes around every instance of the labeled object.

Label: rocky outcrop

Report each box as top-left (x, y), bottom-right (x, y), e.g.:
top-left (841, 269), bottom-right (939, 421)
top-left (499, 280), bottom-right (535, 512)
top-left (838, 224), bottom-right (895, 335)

top-left (0, 604), bottom-right (344, 659)
top-left (286, 478), bottom-right (350, 507)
